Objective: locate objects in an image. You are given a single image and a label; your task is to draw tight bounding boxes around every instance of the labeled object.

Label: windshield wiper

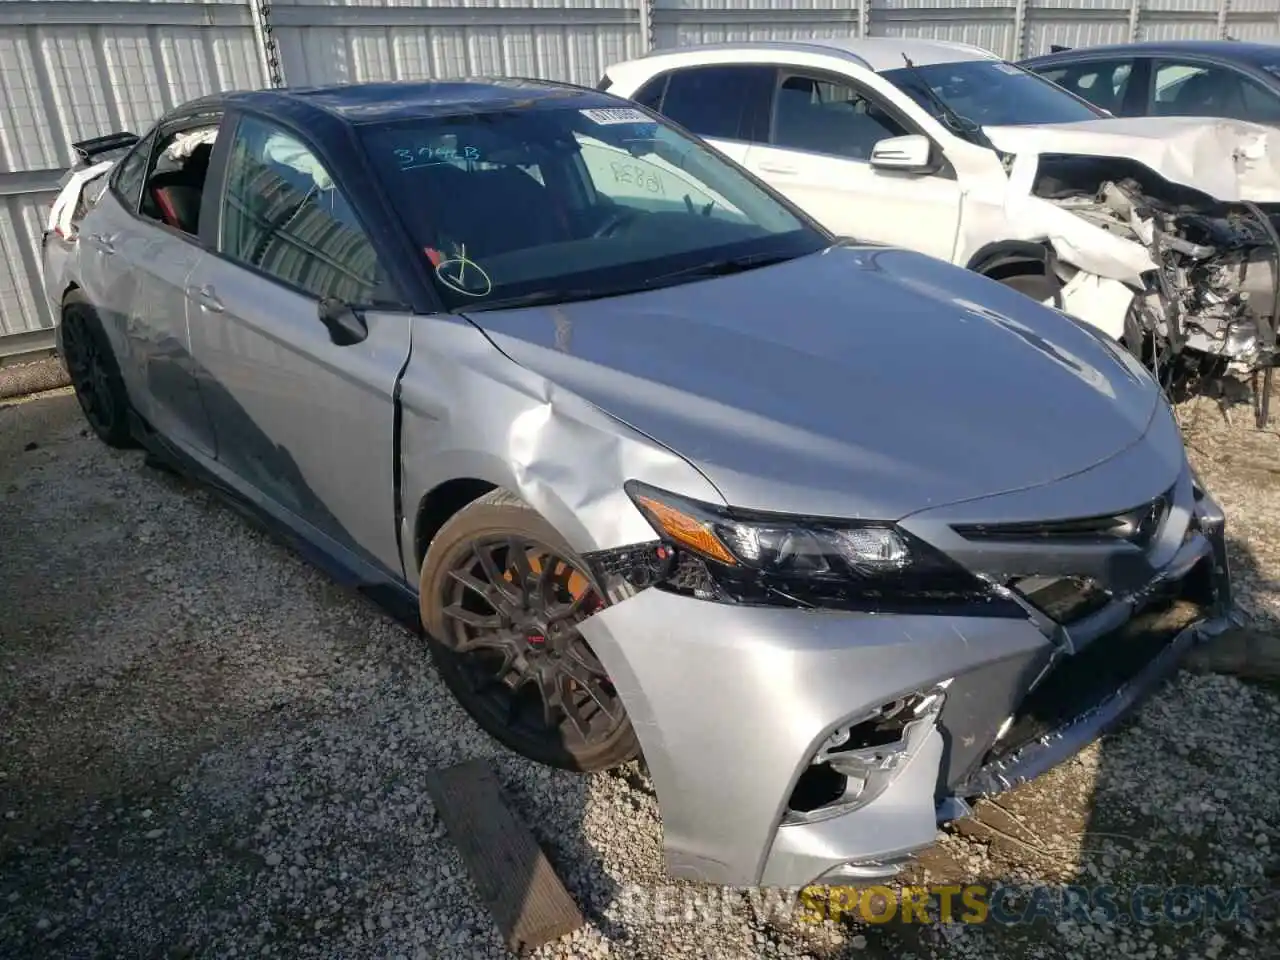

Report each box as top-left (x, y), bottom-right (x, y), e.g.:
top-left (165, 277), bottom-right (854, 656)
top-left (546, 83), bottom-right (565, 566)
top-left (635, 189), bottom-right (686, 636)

top-left (456, 287), bottom-right (619, 313)
top-left (645, 251), bottom-right (796, 285)
top-left (899, 54), bottom-right (996, 152)
top-left (456, 252), bottom-right (797, 313)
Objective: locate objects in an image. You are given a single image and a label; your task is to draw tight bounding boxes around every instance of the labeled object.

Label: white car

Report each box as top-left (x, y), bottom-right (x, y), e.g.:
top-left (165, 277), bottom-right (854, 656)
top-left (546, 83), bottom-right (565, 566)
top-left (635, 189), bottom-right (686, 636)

top-left (601, 38), bottom-right (1280, 395)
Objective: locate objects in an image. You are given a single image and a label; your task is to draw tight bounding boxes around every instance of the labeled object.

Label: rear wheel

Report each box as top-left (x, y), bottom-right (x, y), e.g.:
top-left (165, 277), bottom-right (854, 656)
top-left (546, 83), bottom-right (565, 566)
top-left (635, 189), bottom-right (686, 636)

top-left (996, 271), bottom-right (1061, 307)
top-left (418, 489), bottom-right (640, 772)
top-left (60, 291), bottom-right (134, 448)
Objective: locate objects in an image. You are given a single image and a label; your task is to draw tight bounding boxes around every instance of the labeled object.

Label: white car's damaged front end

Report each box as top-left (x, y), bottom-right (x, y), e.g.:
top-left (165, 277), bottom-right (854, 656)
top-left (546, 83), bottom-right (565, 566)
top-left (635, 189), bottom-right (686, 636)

top-left (988, 117), bottom-right (1280, 391)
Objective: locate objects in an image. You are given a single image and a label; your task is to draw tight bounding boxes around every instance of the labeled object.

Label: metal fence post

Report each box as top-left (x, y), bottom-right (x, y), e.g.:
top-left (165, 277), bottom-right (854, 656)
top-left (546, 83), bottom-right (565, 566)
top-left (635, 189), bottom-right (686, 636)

top-left (1218, 0), bottom-right (1230, 38)
top-left (249, 0), bottom-right (285, 88)
top-left (638, 0), bottom-right (653, 53)
top-left (1127, 0), bottom-right (1142, 42)
top-left (859, 0), bottom-right (873, 38)
top-left (1012, 0), bottom-right (1028, 60)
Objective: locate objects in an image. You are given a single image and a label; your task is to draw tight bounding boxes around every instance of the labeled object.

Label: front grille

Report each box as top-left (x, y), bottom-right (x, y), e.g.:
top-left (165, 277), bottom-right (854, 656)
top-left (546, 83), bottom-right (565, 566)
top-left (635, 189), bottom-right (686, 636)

top-left (953, 488), bottom-right (1173, 550)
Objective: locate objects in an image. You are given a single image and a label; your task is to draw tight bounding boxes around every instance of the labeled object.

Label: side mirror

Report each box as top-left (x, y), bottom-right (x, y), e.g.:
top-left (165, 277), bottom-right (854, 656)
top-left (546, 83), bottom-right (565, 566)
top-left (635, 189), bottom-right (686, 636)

top-left (317, 297), bottom-right (368, 347)
top-left (869, 134), bottom-right (935, 174)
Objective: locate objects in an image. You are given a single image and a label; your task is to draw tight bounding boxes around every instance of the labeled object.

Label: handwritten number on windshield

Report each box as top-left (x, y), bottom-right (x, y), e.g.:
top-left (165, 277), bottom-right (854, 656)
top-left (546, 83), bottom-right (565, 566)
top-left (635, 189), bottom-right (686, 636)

top-left (610, 161), bottom-right (664, 195)
top-left (396, 145), bottom-right (481, 170)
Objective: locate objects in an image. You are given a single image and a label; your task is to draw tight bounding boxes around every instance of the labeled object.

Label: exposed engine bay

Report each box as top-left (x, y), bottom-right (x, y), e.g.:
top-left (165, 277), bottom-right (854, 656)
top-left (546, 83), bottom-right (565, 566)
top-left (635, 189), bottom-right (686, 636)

top-left (1034, 154), bottom-right (1280, 406)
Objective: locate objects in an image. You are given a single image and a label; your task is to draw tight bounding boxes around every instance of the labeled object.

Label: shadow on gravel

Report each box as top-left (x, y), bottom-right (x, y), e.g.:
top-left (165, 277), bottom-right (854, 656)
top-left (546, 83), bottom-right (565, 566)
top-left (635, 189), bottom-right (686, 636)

top-left (0, 382), bottom-right (613, 958)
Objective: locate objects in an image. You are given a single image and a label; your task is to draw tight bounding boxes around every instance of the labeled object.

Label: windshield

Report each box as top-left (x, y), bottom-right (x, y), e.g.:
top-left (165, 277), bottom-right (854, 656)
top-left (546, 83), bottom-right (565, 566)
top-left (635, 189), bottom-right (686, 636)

top-left (357, 102), bottom-right (827, 311)
top-left (881, 59), bottom-right (1105, 132)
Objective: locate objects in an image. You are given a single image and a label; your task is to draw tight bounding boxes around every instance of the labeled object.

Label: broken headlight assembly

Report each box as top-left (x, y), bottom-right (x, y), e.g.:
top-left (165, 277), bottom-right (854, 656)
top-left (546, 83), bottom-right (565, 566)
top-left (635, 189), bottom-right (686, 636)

top-left (583, 481), bottom-right (1024, 616)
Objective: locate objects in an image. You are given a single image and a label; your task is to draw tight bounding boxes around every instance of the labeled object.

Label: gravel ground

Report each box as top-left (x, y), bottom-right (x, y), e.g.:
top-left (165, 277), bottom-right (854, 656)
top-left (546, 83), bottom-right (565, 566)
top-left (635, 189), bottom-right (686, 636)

top-left (1, 387), bottom-right (1279, 960)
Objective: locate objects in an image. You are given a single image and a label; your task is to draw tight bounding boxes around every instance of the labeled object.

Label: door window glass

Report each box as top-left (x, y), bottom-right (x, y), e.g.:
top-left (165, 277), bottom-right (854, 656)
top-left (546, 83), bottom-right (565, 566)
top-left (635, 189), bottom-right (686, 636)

top-left (772, 74), bottom-right (910, 161)
top-left (1037, 60), bottom-right (1134, 114)
top-left (1153, 61), bottom-right (1248, 118)
top-left (1239, 74), bottom-right (1280, 123)
top-left (218, 115), bottom-right (394, 305)
top-left (660, 65), bottom-right (776, 141)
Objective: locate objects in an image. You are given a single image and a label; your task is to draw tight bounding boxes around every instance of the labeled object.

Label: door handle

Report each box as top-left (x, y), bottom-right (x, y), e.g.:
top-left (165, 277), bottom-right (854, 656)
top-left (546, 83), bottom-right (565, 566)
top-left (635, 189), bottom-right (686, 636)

top-left (185, 284), bottom-right (225, 313)
top-left (88, 233), bottom-right (116, 254)
top-left (756, 162), bottom-right (798, 175)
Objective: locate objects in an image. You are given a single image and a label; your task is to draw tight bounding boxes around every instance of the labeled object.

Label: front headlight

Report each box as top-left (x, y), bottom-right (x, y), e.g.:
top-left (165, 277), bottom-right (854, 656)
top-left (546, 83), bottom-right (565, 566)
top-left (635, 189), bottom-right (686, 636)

top-left (609, 481), bottom-right (1024, 616)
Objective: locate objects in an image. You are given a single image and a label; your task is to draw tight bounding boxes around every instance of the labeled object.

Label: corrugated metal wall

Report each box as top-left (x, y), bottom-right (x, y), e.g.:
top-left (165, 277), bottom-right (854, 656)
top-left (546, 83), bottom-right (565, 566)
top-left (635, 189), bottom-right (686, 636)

top-left (0, 0), bottom-right (266, 354)
top-left (265, 0), bottom-right (644, 88)
top-left (1, 0), bottom-right (1276, 358)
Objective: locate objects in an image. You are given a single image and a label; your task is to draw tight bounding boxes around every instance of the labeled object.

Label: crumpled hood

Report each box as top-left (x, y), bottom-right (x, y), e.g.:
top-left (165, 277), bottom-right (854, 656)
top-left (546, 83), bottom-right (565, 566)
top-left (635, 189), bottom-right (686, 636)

top-left (984, 116), bottom-right (1280, 202)
top-left (463, 245), bottom-right (1162, 520)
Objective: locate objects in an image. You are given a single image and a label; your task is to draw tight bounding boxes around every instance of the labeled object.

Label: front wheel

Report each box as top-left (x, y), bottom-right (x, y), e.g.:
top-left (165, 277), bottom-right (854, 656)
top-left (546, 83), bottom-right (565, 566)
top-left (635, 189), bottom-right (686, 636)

top-left (418, 489), bottom-right (640, 772)
top-left (59, 291), bottom-right (135, 448)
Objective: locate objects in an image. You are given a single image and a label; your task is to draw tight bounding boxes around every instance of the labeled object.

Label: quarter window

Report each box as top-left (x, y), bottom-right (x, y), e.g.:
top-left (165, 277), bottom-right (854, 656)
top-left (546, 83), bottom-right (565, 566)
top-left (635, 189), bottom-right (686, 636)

top-left (631, 75), bottom-right (669, 112)
top-left (109, 130), bottom-right (155, 212)
top-left (218, 115), bottom-right (393, 305)
top-left (772, 74), bottom-right (910, 161)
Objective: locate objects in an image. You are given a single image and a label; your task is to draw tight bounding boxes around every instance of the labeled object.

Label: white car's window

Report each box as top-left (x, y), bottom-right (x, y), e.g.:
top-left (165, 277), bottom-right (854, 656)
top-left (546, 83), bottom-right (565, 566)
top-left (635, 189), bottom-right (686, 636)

top-left (358, 102), bottom-right (826, 310)
top-left (657, 65), bottom-right (775, 142)
top-left (771, 73), bottom-right (911, 161)
top-left (218, 115), bottom-right (396, 306)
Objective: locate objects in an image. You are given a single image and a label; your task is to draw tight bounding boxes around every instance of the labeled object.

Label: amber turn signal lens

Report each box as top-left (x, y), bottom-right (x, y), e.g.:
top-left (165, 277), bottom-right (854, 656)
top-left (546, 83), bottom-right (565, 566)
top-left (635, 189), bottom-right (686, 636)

top-left (634, 495), bottom-right (737, 566)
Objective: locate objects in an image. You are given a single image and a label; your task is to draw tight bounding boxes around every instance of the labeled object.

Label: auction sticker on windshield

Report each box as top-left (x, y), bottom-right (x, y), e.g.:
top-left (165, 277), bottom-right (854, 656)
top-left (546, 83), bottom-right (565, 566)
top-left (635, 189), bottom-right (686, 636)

top-left (580, 107), bottom-right (653, 125)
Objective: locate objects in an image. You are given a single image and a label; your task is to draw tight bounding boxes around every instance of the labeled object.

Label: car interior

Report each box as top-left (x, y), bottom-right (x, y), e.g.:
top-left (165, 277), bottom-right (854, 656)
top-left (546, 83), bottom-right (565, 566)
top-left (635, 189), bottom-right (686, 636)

top-left (139, 126), bottom-right (219, 237)
top-left (406, 160), bottom-right (575, 259)
top-left (1047, 65), bottom-right (1132, 113)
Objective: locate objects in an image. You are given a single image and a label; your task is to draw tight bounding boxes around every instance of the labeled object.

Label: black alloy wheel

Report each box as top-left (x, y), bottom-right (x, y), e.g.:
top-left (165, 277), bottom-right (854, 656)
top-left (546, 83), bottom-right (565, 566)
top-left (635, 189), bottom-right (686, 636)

top-left (60, 293), bottom-right (134, 448)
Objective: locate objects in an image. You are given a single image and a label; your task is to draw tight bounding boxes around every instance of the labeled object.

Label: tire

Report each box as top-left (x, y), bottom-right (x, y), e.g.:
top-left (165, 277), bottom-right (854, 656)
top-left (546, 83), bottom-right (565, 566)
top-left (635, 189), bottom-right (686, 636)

top-left (59, 291), bottom-right (135, 449)
top-left (419, 488), bottom-right (641, 772)
top-left (997, 272), bottom-right (1061, 307)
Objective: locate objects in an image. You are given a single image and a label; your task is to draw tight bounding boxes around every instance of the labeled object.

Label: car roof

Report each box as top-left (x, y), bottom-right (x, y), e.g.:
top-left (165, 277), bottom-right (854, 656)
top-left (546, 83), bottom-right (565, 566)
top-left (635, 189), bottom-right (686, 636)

top-left (177, 77), bottom-right (613, 126)
top-left (1022, 38), bottom-right (1280, 66)
top-left (632, 37), bottom-right (1000, 73)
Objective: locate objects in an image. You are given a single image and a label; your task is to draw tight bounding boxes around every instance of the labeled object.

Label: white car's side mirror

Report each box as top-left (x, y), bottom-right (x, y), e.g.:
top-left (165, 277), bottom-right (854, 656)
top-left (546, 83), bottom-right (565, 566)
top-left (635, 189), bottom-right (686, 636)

top-left (869, 134), bottom-right (934, 173)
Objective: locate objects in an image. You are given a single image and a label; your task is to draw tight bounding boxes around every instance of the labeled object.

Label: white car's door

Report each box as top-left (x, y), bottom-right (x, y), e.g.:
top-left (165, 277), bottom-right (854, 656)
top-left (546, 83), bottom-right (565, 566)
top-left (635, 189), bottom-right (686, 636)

top-left (741, 70), bottom-right (964, 263)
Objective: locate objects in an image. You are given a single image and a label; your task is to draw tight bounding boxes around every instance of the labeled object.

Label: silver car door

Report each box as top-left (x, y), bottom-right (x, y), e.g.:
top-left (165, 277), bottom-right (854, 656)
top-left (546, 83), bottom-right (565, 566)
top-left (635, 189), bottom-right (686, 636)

top-left (80, 120), bottom-right (222, 458)
top-left (185, 112), bottom-right (412, 577)
top-left (76, 131), bottom-right (156, 411)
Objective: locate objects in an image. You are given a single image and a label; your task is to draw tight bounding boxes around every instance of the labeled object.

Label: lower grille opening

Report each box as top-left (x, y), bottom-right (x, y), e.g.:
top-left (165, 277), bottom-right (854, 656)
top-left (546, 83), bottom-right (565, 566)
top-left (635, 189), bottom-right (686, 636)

top-left (786, 689), bottom-right (945, 819)
top-left (982, 559), bottom-right (1214, 769)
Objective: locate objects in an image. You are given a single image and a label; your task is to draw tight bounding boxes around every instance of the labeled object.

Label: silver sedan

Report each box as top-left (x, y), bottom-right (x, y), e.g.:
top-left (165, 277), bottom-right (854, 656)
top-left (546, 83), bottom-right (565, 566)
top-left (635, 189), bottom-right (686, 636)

top-left (43, 78), bottom-right (1235, 889)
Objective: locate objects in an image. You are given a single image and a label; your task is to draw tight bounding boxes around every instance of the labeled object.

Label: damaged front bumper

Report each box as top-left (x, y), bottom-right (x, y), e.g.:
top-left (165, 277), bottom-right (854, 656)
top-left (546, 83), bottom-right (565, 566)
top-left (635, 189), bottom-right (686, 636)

top-left (578, 469), bottom-right (1236, 890)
